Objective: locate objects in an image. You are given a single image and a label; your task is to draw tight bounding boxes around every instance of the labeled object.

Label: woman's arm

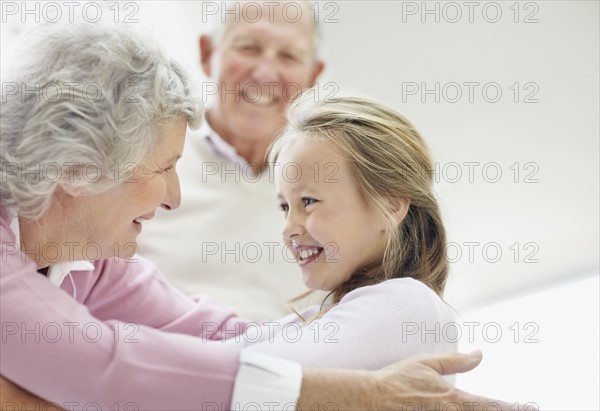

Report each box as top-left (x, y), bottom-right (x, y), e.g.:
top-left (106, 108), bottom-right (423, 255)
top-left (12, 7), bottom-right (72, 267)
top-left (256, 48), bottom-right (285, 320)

top-left (1, 352), bottom-right (524, 411)
top-left (81, 255), bottom-right (250, 341)
top-left (0, 241), bottom-right (242, 409)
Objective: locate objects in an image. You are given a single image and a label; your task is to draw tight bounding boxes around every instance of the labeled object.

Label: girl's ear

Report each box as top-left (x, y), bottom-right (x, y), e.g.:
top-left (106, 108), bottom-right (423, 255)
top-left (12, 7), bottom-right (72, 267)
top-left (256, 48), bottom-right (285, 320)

top-left (390, 198), bottom-right (410, 225)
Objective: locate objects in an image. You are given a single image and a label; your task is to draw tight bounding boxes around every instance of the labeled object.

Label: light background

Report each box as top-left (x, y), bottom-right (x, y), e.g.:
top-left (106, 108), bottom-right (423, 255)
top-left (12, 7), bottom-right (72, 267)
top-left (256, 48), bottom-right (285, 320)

top-left (1, 1), bottom-right (598, 409)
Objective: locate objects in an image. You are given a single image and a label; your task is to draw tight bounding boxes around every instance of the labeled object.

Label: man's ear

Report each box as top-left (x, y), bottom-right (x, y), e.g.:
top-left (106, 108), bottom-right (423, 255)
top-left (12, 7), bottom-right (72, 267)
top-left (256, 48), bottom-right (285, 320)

top-left (309, 60), bottom-right (325, 87)
top-left (199, 34), bottom-right (214, 77)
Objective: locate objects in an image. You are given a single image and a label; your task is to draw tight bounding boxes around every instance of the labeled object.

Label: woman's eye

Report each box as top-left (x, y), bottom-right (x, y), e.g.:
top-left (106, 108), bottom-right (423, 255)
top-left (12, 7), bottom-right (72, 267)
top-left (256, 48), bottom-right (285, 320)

top-left (158, 165), bottom-right (175, 174)
top-left (303, 197), bottom-right (318, 207)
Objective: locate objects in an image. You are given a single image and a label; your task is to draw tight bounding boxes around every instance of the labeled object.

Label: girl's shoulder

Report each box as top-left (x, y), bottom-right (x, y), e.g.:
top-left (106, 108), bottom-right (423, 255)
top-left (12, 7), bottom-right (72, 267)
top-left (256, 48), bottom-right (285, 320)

top-left (334, 277), bottom-right (454, 323)
top-left (340, 277), bottom-right (440, 304)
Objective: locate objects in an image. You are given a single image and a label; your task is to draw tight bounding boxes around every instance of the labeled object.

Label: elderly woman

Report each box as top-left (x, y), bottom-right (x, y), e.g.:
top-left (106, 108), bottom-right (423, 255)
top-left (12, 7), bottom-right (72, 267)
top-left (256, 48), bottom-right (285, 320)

top-left (0, 20), bottom-right (514, 411)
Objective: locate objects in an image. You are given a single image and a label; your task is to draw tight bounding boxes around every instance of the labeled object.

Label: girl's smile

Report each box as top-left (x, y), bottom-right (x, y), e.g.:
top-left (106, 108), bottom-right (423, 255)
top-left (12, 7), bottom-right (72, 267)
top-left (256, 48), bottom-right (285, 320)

top-left (275, 139), bottom-right (388, 291)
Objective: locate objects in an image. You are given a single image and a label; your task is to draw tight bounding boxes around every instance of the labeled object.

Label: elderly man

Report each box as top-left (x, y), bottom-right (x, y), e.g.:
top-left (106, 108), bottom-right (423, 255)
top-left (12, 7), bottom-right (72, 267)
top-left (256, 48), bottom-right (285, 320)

top-left (138, 0), bottom-right (324, 320)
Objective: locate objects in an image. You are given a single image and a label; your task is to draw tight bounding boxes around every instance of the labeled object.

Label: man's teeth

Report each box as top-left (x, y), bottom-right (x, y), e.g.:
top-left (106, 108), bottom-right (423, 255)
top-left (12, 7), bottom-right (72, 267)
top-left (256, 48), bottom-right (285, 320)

top-left (254, 96), bottom-right (273, 105)
top-left (243, 92), bottom-right (274, 105)
top-left (299, 249), bottom-right (320, 260)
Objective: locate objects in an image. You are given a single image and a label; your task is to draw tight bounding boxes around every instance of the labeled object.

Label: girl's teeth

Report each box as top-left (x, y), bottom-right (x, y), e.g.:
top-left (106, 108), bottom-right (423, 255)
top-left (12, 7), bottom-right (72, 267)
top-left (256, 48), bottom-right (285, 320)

top-left (300, 249), bottom-right (320, 260)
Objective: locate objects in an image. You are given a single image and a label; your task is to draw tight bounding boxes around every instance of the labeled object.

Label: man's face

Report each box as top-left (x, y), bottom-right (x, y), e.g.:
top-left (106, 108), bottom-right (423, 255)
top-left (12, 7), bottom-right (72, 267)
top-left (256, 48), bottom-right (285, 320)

top-left (203, 3), bottom-right (324, 143)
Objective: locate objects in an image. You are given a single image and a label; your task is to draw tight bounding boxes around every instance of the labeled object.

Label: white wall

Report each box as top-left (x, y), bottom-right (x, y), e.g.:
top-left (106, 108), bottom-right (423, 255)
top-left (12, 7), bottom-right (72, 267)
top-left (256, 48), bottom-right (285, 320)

top-left (457, 272), bottom-right (599, 410)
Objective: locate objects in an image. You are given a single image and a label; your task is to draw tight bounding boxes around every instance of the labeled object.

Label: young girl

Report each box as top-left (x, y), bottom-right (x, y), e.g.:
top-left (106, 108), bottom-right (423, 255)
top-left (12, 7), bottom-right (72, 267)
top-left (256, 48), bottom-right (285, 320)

top-left (231, 91), bottom-right (457, 371)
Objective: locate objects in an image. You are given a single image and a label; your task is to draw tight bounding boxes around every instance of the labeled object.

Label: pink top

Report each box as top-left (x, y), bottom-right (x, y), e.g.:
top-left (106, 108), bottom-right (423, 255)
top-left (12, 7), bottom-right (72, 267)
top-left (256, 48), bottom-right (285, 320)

top-left (0, 207), bottom-right (249, 410)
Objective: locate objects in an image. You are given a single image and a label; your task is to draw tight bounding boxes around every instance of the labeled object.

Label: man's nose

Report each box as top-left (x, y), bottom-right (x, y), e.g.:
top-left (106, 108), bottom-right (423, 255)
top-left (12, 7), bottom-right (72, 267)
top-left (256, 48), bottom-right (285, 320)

top-left (251, 51), bottom-right (280, 84)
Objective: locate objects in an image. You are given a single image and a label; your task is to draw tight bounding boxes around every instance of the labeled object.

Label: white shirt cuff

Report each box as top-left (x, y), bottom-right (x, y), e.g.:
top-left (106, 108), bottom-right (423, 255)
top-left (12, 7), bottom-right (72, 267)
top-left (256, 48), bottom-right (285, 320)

top-left (231, 349), bottom-right (303, 410)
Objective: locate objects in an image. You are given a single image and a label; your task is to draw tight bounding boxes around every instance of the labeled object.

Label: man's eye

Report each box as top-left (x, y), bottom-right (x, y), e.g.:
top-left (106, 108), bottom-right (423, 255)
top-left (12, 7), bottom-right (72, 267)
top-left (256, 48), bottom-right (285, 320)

top-left (303, 197), bottom-right (318, 207)
top-left (162, 165), bottom-right (175, 173)
top-left (239, 44), bottom-right (260, 53)
top-left (281, 52), bottom-right (298, 61)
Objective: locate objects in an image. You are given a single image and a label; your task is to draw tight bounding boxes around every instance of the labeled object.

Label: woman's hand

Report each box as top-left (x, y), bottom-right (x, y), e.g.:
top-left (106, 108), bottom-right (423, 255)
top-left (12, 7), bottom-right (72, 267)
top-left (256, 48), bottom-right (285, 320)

top-left (0, 376), bottom-right (63, 411)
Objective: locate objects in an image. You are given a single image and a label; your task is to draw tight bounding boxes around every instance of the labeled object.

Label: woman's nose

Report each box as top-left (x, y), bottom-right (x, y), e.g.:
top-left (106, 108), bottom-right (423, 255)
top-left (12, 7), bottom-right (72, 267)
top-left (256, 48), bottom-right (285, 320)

top-left (161, 172), bottom-right (181, 211)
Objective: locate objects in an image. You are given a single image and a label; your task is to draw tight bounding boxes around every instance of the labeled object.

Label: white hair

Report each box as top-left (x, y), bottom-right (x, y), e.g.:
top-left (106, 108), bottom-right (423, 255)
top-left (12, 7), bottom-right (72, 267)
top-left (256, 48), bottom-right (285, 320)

top-left (205, 0), bottom-right (324, 61)
top-left (1, 20), bottom-right (203, 219)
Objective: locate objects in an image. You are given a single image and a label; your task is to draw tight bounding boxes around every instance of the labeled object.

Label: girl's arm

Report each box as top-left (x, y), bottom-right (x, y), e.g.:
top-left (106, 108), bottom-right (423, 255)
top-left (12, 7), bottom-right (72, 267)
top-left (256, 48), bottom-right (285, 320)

top-left (245, 278), bottom-right (457, 369)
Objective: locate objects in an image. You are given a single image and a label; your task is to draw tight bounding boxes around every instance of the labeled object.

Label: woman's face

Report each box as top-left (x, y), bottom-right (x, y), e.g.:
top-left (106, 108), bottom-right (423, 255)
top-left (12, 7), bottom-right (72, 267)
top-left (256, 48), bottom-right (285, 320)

top-left (274, 139), bottom-right (389, 291)
top-left (67, 118), bottom-right (187, 260)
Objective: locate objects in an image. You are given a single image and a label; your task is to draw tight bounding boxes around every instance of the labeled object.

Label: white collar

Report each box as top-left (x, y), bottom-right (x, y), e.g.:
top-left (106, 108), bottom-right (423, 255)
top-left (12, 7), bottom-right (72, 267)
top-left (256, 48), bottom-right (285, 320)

top-left (200, 119), bottom-right (247, 165)
top-left (45, 260), bottom-right (95, 287)
top-left (9, 208), bottom-right (94, 287)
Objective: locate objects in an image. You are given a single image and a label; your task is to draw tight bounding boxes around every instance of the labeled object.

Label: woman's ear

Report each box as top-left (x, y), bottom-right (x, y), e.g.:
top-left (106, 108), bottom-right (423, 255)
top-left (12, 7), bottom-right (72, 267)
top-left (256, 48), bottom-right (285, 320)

top-left (60, 183), bottom-right (85, 198)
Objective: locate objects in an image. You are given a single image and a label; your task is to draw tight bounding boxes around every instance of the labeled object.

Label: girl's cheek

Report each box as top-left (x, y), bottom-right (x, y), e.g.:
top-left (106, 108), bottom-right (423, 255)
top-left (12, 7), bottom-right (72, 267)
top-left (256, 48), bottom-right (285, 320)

top-left (304, 220), bottom-right (322, 242)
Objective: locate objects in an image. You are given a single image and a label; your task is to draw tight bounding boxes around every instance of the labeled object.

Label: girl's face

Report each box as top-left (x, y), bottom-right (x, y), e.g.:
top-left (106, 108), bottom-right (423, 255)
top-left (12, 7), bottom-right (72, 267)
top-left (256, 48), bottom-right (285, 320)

top-left (274, 138), bottom-right (388, 291)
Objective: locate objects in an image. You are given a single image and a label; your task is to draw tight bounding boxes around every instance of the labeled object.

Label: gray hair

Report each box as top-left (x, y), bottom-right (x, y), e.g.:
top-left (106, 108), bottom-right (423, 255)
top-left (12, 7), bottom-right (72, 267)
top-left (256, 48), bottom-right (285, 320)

top-left (205, 0), bottom-right (324, 61)
top-left (1, 20), bottom-right (203, 220)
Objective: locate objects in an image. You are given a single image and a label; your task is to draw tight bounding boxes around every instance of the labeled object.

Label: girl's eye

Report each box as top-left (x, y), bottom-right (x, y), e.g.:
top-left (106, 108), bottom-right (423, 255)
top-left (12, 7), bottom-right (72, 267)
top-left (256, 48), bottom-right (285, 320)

top-left (279, 203), bottom-right (289, 212)
top-left (303, 197), bottom-right (318, 207)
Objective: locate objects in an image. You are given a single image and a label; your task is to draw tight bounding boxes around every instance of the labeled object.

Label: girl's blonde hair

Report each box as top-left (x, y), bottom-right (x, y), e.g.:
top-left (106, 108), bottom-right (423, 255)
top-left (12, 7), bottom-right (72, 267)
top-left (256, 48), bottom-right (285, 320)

top-left (269, 90), bottom-right (448, 315)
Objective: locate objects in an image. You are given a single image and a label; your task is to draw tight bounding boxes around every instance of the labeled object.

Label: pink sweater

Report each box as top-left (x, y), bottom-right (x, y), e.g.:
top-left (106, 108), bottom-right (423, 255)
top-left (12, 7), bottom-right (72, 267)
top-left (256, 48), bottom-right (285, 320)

top-left (0, 207), bottom-right (248, 410)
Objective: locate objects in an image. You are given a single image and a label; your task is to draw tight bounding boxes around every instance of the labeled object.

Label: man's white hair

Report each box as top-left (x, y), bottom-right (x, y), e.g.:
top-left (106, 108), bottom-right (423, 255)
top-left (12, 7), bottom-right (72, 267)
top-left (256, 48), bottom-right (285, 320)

top-left (204, 0), bottom-right (324, 61)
